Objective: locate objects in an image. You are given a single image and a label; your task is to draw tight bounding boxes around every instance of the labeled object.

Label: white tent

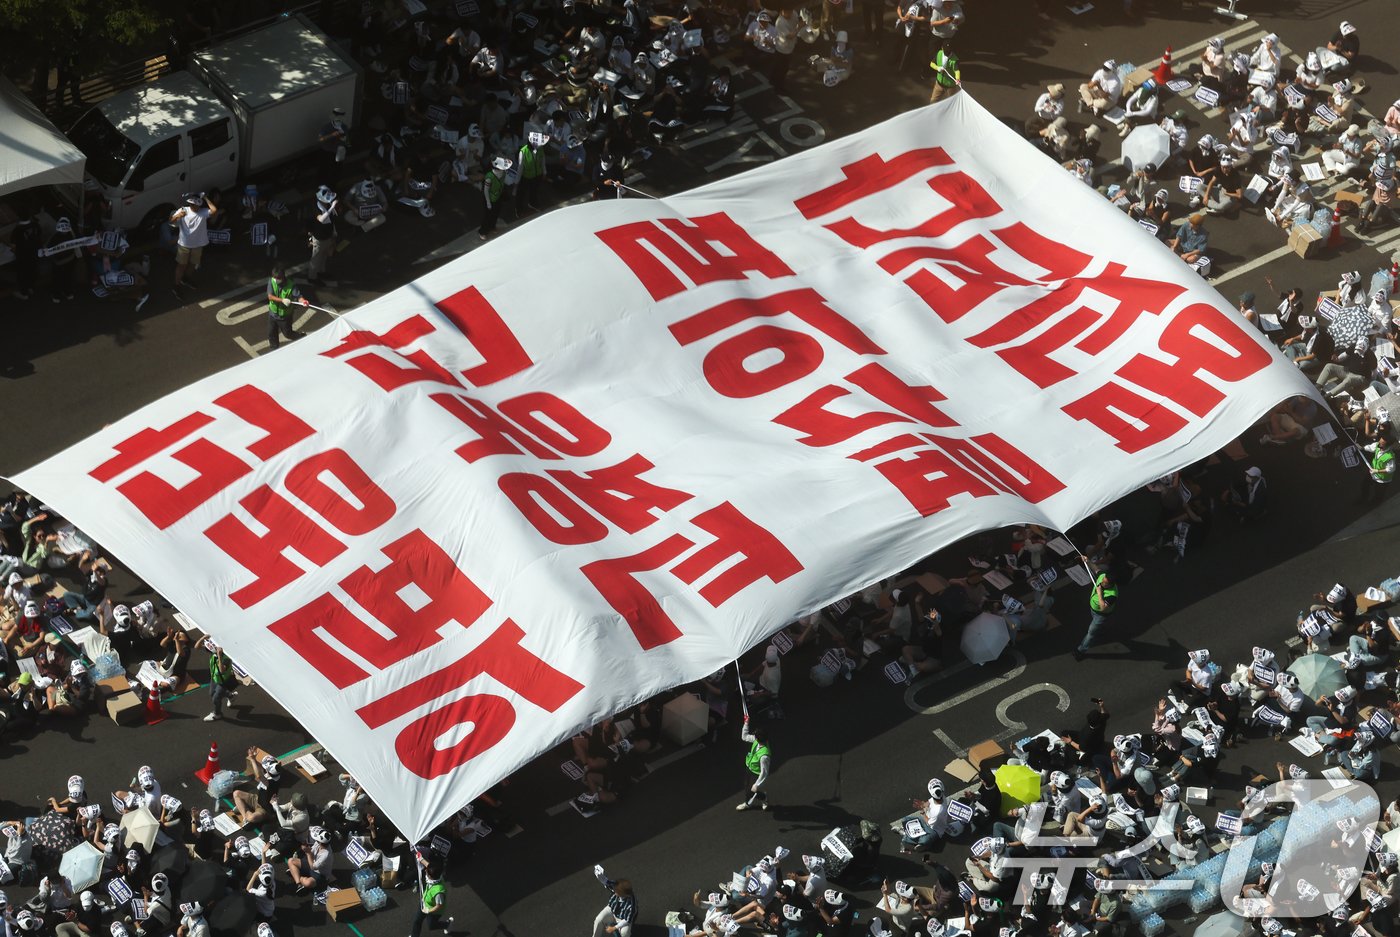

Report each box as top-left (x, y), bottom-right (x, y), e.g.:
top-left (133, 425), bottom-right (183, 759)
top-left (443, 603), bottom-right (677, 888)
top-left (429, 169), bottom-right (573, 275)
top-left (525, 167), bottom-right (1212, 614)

top-left (0, 76), bottom-right (86, 197)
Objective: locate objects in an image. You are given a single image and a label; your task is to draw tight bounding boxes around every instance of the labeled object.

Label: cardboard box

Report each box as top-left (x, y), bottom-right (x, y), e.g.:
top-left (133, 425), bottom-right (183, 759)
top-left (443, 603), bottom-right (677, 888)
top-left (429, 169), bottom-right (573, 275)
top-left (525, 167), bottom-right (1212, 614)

top-left (326, 889), bottom-right (364, 921)
top-left (1289, 224), bottom-right (1323, 259)
top-left (1335, 189), bottom-right (1365, 214)
top-left (944, 758), bottom-right (980, 784)
top-left (107, 691), bottom-right (144, 725)
top-left (97, 675), bottom-right (131, 700)
top-left (661, 693), bottom-right (709, 747)
top-left (967, 739), bottom-right (1006, 770)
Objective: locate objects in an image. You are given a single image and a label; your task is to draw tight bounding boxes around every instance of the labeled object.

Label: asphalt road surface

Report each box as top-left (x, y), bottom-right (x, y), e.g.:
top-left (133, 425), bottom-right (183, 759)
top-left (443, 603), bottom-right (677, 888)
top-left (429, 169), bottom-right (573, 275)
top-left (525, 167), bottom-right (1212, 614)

top-left (4, 1), bottom-right (1400, 936)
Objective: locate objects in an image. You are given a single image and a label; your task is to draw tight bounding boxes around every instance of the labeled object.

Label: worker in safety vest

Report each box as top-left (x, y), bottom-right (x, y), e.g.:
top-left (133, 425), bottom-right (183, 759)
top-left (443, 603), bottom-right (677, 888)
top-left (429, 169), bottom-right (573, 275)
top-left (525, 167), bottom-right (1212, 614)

top-left (266, 264), bottom-right (308, 351)
top-left (517, 131), bottom-right (550, 215)
top-left (479, 156), bottom-right (512, 241)
top-left (929, 45), bottom-right (960, 103)
top-left (1362, 433), bottom-right (1395, 502)
top-left (1073, 568), bottom-right (1118, 660)
top-left (736, 717), bottom-right (772, 811)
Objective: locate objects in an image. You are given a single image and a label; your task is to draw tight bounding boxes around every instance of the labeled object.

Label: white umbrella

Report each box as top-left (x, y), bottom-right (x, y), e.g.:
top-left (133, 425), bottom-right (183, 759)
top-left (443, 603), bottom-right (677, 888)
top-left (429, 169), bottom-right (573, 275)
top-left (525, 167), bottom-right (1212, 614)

top-left (59, 842), bottom-right (104, 892)
top-left (1122, 124), bottom-right (1172, 171)
top-left (120, 806), bottom-right (160, 851)
top-left (960, 612), bottom-right (1012, 665)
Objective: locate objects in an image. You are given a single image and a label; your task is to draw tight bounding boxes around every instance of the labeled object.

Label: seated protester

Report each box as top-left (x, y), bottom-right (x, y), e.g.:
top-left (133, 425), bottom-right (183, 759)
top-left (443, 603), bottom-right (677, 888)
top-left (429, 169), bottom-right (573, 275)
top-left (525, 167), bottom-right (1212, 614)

top-left (1315, 582), bottom-right (1358, 624)
top-left (1167, 214), bottom-right (1208, 265)
top-left (47, 774), bottom-right (87, 817)
top-left (1294, 52), bottom-right (1324, 101)
top-left (177, 901), bottom-right (211, 937)
top-left (1078, 59), bottom-right (1123, 117)
top-left (964, 838), bottom-right (1009, 894)
top-left (745, 646), bottom-right (783, 709)
top-left (190, 810), bottom-right (221, 860)
top-left (144, 872), bottom-right (177, 933)
top-left (1062, 789), bottom-right (1108, 840)
top-left (1327, 20), bottom-right (1360, 76)
top-left (876, 879), bottom-right (917, 931)
top-left (1182, 649), bottom-right (1217, 701)
top-left (1225, 110), bottom-right (1259, 158)
top-left (1025, 83), bottom-right (1065, 137)
top-left (2, 601), bottom-right (45, 659)
top-left (815, 890), bottom-right (853, 937)
top-left (1197, 38), bottom-right (1227, 90)
top-left (1038, 117), bottom-right (1076, 163)
top-left (45, 659), bottom-right (92, 716)
top-left (1201, 150), bottom-right (1244, 216)
top-left (791, 854), bottom-right (828, 904)
top-left (898, 779), bottom-right (952, 855)
top-left (902, 609), bottom-right (944, 679)
top-left (1, 819), bottom-right (34, 880)
top-left (1209, 681), bottom-right (1244, 747)
top-left (1309, 684), bottom-right (1359, 744)
top-left (232, 753), bottom-right (280, 827)
top-left (119, 844), bottom-right (150, 890)
top-left (1220, 52), bottom-right (1252, 107)
top-left (1350, 616), bottom-right (1391, 668)
top-left (1258, 401), bottom-right (1310, 445)
top-left (1221, 465), bottom-right (1268, 520)
top-left (271, 791), bottom-right (311, 845)
top-left (1158, 111), bottom-right (1189, 161)
top-left (247, 862), bottom-right (277, 919)
top-left (1161, 733), bottom-right (1221, 787)
top-left (287, 826), bottom-right (334, 893)
top-left (1339, 730), bottom-right (1379, 781)
top-left (1114, 79), bottom-right (1159, 137)
top-left (1185, 135), bottom-right (1220, 186)
top-left (1246, 76), bottom-right (1279, 124)
top-left (1321, 80), bottom-right (1355, 132)
top-left (1128, 187), bottom-right (1172, 238)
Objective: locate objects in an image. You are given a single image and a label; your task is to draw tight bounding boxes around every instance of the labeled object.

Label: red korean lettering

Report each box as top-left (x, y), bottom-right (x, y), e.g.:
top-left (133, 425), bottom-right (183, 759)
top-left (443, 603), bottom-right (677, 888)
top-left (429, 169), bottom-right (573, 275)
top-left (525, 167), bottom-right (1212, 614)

top-left (206, 486), bottom-right (346, 609)
top-left (670, 288), bottom-right (884, 357)
top-left (581, 535), bottom-right (695, 651)
top-left (1061, 381), bottom-right (1191, 453)
top-left (284, 449), bottom-right (396, 536)
top-left (433, 286), bottom-right (533, 386)
top-left (214, 385), bottom-right (316, 460)
top-left (595, 213), bottom-right (794, 301)
top-left (497, 393), bottom-right (610, 457)
top-left (854, 435), bottom-right (998, 516)
top-left (823, 171), bottom-right (1003, 250)
top-left (90, 413), bottom-right (214, 483)
top-left (701, 325), bottom-right (825, 398)
top-left (498, 473), bottom-right (609, 545)
top-left (879, 235), bottom-right (1032, 326)
top-left (116, 440), bottom-right (250, 531)
top-left (268, 529), bottom-right (493, 687)
top-left (431, 393), bottom-right (561, 463)
top-left (846, 363), bottom-right (956, 429)
top-left (1116, 303), bottom-right (1273, 417)
top-left (356, 619), bottom-right (585, 778)
top-left (321, 316), bottom-right (459, 392)
top-left (775, 385), bottom-right (910, 448)
top-left (794, 147), bottom-right (955, 218)
top-left (548, 456), bottom-right (693, 534)
top-left (936, 434), bottom-right (1065, 503)
top-left (671, 502), bottom-right (803, 607)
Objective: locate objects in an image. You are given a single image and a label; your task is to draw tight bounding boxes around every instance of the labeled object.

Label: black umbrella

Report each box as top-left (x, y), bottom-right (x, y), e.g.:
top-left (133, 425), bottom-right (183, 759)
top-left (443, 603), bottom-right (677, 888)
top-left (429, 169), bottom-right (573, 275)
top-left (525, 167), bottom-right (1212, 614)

top-left (180, 860), bottom-right (230, 905)
top-left (29, 811), bottom-right (81, 869)
top-left (207, 893), bottom-right (259, 937)
top-left (150, 843), bottom-right (189, 879)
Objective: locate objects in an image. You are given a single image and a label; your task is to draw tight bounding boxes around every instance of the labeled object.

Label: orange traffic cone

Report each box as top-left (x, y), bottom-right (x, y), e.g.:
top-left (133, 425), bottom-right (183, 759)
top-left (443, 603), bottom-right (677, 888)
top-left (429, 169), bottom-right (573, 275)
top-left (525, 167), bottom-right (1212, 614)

top-left (1152, 47), bottom-right (1173, 85)
top-left (1327, 206), bottom-right (1344, 249)
top-left (144, 685), bottom-right (168, 726)
top-left (195, 741), bottom-right (221, 784)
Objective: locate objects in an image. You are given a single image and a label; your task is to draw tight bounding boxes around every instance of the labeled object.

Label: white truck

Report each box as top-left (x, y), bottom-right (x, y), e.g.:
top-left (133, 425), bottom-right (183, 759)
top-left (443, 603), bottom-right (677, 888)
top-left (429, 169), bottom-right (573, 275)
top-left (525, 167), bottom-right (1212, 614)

top-left (65, 14), bottom-right (361, 231)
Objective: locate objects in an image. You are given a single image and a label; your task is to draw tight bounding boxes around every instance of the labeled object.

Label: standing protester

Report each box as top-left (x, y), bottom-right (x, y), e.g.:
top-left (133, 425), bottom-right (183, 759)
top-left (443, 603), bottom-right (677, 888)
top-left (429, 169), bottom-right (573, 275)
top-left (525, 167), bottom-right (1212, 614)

top-left (480, 157), bottom-right (511, 241)
top-left (43, 218), bottom-right (83, 303)
top-left (858, 0), bottom-right (883, 46)
top-left (736, 717), bottom-right (772, 811)
top-left (591, 865), bottom-right (636, 937)
top-left (204, 644), bottom-right (234, 722)
top-left (306, 186), bottom-right (338, 286)
top-left (1073, 566), bottom-right (1118, 660)
top-left (10, 207), bottom-right (41, 301)
top-left (1362, 433), bottom-right (1395, 502)
top-left (411, 855), bottom-right (454, 937)
top-left (265, 265), bottom-right (309, 352)
top-left (516, 132), bottom-right (550, 216)
top-left (317, 108), bottom-right (350, 186)
top-left (929, 45), bottom-right (960, 103)
top-left (170, 194), bottom-right (216, 294)
top-left (893, 0), bottom-right (931, 75)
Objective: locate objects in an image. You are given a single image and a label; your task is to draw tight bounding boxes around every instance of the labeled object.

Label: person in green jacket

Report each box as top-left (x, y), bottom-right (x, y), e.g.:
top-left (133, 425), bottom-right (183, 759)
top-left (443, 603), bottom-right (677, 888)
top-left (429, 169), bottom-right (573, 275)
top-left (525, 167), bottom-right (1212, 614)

top-left (411, 855), bottom-right (454, 937)
top-left (1073, 567), bottom-right (1118, 660)
top-left (517, 131), bottom-right (550, 215)
top-left (736, 718), bottom-right (772, 811)
top-left (929, 46), bottom-right (960, 103)
top-left (479, 156), bottom-right (512, 240)
top-left (266, 264), bottom-right (308, 351)
top-left (1362, 433), bottom-right (1395, 502)
top-left (205, 644), bottom-right (235, 722)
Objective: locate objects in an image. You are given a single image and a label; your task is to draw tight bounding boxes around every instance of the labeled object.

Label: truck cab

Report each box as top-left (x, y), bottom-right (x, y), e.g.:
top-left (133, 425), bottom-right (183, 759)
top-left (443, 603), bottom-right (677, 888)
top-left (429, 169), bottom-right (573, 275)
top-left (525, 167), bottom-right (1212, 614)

top-left (67, 72), bottom-right (239, 232)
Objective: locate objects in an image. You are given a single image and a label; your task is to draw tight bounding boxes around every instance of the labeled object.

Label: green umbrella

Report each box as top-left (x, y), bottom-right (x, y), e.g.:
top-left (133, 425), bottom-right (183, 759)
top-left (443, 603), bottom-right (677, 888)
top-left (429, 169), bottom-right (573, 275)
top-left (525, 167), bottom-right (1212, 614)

top-left (994, 763), bottom-right (1041, 813)
top-left (1287, 653), bottom-right (1346, 698)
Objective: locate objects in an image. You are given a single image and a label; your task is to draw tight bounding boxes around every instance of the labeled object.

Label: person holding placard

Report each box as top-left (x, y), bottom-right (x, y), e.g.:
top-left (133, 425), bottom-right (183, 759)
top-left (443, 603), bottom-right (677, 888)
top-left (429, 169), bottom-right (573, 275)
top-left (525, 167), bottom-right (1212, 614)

top-left (1077, 60), bottom-right (1123, 118)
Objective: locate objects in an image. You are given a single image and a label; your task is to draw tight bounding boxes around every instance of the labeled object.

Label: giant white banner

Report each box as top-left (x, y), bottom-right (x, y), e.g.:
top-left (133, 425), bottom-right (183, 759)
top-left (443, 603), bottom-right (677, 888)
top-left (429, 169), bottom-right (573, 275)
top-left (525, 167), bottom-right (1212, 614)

top-left (15, 94), bottom-right (1316, 842)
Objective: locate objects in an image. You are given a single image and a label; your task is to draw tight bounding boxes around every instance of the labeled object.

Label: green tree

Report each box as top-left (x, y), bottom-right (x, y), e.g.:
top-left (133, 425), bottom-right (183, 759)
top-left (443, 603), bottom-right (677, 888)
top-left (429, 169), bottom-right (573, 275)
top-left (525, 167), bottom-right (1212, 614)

top-left (0, 0), bottom-right (161, 108)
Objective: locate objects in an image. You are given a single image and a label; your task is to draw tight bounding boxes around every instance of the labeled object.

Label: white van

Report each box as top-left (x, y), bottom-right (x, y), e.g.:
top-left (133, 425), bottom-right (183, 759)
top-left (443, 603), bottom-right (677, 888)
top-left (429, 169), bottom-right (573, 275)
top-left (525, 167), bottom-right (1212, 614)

top-left (67, 72), bottom-right (239, 232)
